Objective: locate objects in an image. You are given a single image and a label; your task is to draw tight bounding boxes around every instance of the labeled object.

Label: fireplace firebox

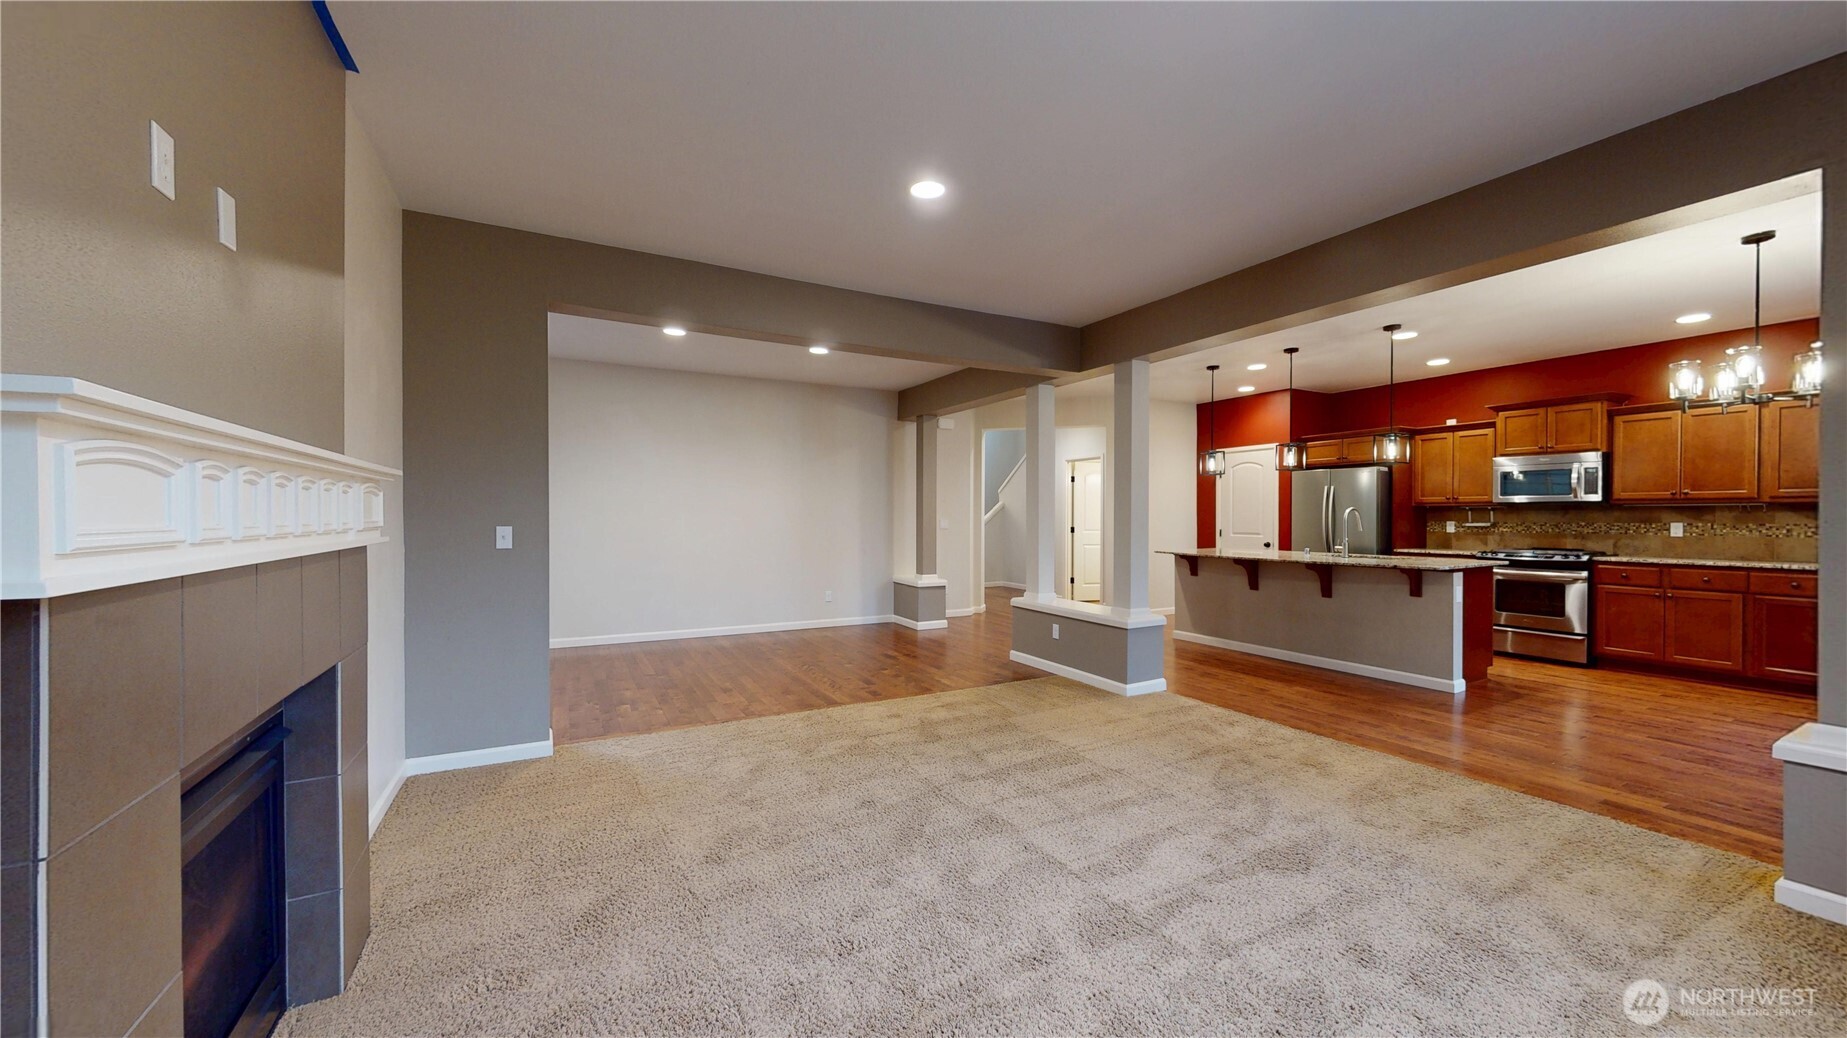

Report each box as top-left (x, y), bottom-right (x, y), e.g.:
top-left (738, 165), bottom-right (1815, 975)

top-left (181, 718), bottom-right (288, 1038)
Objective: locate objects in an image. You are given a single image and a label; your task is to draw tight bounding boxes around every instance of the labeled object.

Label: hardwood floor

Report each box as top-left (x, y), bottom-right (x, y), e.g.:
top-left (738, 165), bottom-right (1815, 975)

top-left (552, 584), bottom-right (1814, 863)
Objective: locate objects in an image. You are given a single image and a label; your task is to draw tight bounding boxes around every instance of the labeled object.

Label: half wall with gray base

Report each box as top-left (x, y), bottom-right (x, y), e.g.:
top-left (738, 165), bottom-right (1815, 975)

top-left (1773, 724), bottom-right (1847, 924)
top-left (893, 577), bottom-right (948, 631)
top-left (1010, 597), bottom-right (1166, 696)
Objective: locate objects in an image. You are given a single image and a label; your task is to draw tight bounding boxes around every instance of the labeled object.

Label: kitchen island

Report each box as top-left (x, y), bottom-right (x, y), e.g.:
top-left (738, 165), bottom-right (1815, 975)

top-left (1163, 548), bottom-right (1500, 693)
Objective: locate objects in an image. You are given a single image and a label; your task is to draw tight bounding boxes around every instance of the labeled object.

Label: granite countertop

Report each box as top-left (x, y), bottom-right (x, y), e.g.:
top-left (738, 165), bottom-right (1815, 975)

top-left (1161, 548), bottom-right (1499, 572)
top-left (1594, 555), bottom-right (1818, 572)
top-left (1391, 549), bottom-right (1817, 572)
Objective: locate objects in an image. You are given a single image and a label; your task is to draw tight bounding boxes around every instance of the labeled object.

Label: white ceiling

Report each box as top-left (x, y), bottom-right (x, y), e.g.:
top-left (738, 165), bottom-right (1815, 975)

top-left (547, 312), bottom-right (960, 392)
top-left (1059, 185), bottom-right (1821, 403)
top-left (334, 2), bottom-right (1844, 327)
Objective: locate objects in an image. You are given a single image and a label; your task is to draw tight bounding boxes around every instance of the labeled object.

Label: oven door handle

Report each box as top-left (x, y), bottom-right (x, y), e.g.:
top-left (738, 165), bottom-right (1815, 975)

top-left (1492, 567), bottom-right (1588, 583)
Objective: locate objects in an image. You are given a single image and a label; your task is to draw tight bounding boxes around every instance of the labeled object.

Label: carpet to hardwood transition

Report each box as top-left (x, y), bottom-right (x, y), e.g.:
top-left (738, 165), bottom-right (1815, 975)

top-left (280, 678), bottom-right (1846, 1037)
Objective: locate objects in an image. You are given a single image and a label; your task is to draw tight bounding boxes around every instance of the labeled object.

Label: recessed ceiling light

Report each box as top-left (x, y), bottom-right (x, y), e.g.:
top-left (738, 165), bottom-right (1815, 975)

top-left (909, 180), bottom-right (946, 199)
top-left (1237, 385), bottom-right (1256, 393)
top-left (1426, 357), bottom-right (1451, 367)
top-left (1246, 363), bottom-right (1267, 371)
top-left (808, 345), bottom-right (830, 355)
top-left (662, 326), bottom-right (687, 337)
top-left (1390, 329), bottom-right (1418, 341)
top-left (1676, 312), bottom-right (1712, 324)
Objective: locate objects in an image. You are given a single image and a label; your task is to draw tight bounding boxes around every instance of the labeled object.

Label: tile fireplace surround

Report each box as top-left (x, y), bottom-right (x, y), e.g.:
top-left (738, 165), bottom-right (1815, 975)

top-left (0, 377), bottom-right (396, 1038)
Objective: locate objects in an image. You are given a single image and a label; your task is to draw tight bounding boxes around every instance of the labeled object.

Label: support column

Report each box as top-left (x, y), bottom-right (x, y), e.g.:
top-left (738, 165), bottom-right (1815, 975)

top-left (1108, 359), bottom-right (1153, 618)
top-left (1022, 383), bottom-right (1056, 603)
top-left (892, 417), bottom-right (947, 630)
top-left (1010, 375), bottom-right (1165, 697)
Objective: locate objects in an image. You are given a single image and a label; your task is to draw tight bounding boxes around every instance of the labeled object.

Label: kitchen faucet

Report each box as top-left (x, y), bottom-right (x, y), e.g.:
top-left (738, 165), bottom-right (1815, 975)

top-left (1339, 506), bottom-right (1364, 557)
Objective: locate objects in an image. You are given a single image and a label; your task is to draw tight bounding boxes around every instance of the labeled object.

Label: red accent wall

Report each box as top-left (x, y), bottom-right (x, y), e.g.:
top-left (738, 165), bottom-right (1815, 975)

top-left (1194, 319), bottom-right (1819, 549)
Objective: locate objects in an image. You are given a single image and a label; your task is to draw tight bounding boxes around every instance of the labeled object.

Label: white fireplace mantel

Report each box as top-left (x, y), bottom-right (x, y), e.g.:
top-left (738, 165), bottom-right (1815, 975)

top-left (2, 375), bottom-right (400, 599)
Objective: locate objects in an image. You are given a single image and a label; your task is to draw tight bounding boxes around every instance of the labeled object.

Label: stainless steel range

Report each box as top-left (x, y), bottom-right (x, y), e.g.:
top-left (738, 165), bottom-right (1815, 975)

top-left (1476, 548), bottom-right (1604, 664)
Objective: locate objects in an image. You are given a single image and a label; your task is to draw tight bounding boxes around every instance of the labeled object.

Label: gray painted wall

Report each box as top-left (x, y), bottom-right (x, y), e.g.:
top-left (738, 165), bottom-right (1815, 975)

top-left (983, 429), bottom-right (1026, 512)
top-left (1011, 608), bottom-right (1164, 687)
top-left (1, 2), bottom-right (348, 451)
top-left (401, 214), bottom-right (1075, 757)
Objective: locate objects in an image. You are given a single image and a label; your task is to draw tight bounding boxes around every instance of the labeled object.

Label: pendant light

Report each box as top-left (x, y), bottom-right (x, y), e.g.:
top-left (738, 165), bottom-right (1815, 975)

top-left (1276, 347), bottom-right (1308, 471)
top-left (1371, 325), bottom-right (1411, 465)
top-left (1201, 365), bottom-right (1226, 477)
top-left (1669, 229), bottom-right (1823, 410)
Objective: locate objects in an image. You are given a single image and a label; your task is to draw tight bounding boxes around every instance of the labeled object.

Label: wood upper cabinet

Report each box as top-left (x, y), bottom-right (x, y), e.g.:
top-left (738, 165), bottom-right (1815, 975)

top-left (1759, 400), bottom-right (1820, 501)
top-left (1547, 402), bottom-right (1607, 452)
top-left (1411, 433), bottom-right (1454, 504)
top-left (1664, 587), bottom-right (1746, 673)
top-left (1496, 401), bottom-right (1608, 455)
top-left (1595, 585), bottom-right (1665, 662)
top-left (1679, 405), bottom-right (1758, 500)
top-left (1611, 405), bottom-right (1759, 502)
top-left (1411, 428), bottom-right (1494, 504)
top-left (1495, 408), bottom-right (1549, 455)
top-left (1305, 436), bottom-right (1380, 467)
top-left (1452, 429), bottom-right (1495, 503)
top-left (1304, 439), bottom-right (1344, 466)
top-left (1610, 411), bottom-right (1682, 501)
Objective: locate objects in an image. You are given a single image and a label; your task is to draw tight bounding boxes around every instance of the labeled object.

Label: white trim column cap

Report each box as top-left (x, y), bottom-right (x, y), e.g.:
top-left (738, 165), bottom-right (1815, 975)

top-left (1772, 722), bottom-right (1847, 773)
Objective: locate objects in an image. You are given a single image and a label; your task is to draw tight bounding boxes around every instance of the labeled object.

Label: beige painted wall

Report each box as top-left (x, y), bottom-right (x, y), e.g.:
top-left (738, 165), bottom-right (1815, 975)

top-left (1, 2), bottom-right (348, 450)
top-left (343, 105), bottom-right (407, 818)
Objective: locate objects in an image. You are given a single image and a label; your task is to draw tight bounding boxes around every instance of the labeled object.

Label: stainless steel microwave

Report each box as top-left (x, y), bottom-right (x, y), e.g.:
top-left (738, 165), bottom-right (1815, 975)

top-left (1491, 451), bottom-right (1604, 504)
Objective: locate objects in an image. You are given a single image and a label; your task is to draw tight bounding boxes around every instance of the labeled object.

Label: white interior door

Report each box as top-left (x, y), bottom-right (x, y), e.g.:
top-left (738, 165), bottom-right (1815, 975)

top-left (1070, 458), bottom-right (1103, 601)
top-left (1216, 445), bottom-right (1279, 551)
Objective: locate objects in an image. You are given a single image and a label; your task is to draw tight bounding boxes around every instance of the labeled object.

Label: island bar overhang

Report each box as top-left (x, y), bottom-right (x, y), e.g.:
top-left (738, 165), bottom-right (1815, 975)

top-left (1166, 549), bottom-right (1497, 694)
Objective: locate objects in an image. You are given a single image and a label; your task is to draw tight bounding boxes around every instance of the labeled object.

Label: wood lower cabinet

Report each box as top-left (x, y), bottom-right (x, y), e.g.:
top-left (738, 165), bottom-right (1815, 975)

top-left (1663, 588), bottom-right (1745, 673)
top-left (1410, 427), bottom-right (1494, 504)
top-left (1759, 399), bottom-right (1821, 501)
top-left (1611, 405), bottom-right (1759, 502)
top-left (1595, 585), bottom-right (1665, 662)
top-left (1748, 594), bottom-right (1818, 682)
top-left (1594, 564), bottom-right (1814, 687)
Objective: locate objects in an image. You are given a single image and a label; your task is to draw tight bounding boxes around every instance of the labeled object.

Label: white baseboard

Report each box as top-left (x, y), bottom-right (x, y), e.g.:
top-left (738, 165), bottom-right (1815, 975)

top-left (1009, 650), bottom-right (1166, 697)
top-left (403, 730), bottom-right (554, 778)
top-left (1172, 629), bottom-right (1465, 694)
top-left (985, 581), bottom-right (1026, 590)
top-left (368, 759), bottom-right (408, 836)
top-left (891, 615), bottom-right (949, 631)
top-left (1152, 606), bottom-right (1175, 616)
top-left (1775, 877), bottom-right (1847, 925)
top-left (552, 614), bottom-right (893, 648)
top-left (947, 605), bottom-right (985, 618)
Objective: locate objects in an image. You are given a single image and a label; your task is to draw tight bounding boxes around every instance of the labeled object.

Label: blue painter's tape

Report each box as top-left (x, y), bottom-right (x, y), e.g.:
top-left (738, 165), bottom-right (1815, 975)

top-left (311, 1), bottom-right (359, 73)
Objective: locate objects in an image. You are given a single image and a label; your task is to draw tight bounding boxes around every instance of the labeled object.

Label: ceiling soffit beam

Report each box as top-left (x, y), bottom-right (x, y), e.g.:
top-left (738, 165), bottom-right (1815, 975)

top-left (1080, 53), bottom-right (1846, 371)
top-left (898, 368), bottom-right (1051, 421)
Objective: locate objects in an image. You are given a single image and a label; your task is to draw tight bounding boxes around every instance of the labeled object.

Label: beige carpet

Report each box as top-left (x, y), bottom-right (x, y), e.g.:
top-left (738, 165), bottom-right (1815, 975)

top-left (278, 678), bottom-right (1847, 1037)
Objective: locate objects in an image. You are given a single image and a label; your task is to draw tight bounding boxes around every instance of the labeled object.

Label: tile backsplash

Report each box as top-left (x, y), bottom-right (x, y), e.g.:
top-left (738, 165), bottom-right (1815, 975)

top-left (1421, 503), bottom-right (1817, 562)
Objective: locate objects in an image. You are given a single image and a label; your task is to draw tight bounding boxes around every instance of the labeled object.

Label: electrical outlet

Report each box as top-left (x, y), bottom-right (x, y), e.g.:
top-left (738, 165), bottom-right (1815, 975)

top-left (1446, 520), bottom-right (1457, 534)
top-left (215, 188), bottom-right (236, 250)
top-left (495, 526), bottom-right (513, 549)
top-left (1670, 522), bottom-right (1685, 538)
top-left (150, 121), bottom-right (175, 199)
top-left (825, 590), bottom-right (833, 603)
top-left (939, 519), bottom-right (949, 530)
top-left (1052, 623), bottom-right (1060, 640)
top-left (1444, 418), bottom-right (1458, 426)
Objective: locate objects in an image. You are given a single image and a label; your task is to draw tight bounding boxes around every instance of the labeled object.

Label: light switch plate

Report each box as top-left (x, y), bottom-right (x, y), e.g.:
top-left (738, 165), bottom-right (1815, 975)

top-left (1445, 520), bottom-right (1457, 533)
top-left (215, 188), bottom-right (236, 250)
top-left (1670, 522), bottom-right (1685, 538)
top-left (495, 526), bottom-right (513, 549)
top-left (938, 417), bottom-right (955, 430)
top-left (150, 121), bottom-right (175, 199)
top-left (939, 519), bottom-right (949, 530)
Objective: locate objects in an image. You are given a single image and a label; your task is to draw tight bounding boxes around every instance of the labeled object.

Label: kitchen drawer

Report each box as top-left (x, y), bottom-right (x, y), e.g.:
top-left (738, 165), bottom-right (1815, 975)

top-left (1595, 565), bottom-right (1661, 588)
top-left (1668, 568), bottom-right (1748, 593)
top-left (1748, 571), bottom-right (1817, 597)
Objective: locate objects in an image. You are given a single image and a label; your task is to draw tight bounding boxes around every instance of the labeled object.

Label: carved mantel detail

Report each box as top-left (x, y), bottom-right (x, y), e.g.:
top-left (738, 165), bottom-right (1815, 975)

top-left (2, 376), bottom-right (399, 598)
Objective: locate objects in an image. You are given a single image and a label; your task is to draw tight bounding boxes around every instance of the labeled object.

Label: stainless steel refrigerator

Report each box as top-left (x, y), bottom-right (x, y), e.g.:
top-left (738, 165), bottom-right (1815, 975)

top-left (1291, 466), bottom-right (1392, 554)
